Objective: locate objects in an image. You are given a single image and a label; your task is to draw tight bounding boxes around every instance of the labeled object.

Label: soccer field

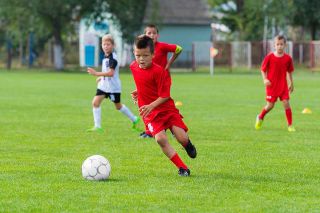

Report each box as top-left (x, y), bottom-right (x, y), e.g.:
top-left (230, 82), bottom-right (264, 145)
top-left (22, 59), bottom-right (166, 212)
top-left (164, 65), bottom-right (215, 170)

top-left (0, 69), bottom-right (319, 212)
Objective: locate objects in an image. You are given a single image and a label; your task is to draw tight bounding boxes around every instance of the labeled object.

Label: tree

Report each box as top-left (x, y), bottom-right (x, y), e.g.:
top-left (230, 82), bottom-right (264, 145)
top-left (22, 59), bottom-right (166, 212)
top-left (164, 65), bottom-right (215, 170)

top-left (107, 0), bottom-right (148, 43)
top-left (1, 0), bottom-right (148, 70)
top-left (212, 0), bottom-right (294, 41)
top-left (292, 0), bottom-right (320, 40)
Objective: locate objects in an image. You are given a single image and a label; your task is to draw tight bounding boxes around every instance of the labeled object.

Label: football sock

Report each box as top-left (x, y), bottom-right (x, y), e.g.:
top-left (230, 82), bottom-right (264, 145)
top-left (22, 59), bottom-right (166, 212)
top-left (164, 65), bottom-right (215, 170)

top-left (119, 104), bottom-right (137, 122)
top-left (170, 153), bottom-right (188, 170)
top-left (259, 108), bottom-right (269, 120)
top-left (285, 108), bottom-right (293, 126)
top-left (93, 107), bottom-right (101, 128)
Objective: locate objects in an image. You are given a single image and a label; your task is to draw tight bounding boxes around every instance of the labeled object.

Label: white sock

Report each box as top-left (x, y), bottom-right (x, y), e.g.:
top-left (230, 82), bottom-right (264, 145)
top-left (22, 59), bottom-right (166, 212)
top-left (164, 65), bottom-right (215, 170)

top-left (119, 104), bottom-right (137, 122)
top-left (93, 107), bottom-right (101, 128)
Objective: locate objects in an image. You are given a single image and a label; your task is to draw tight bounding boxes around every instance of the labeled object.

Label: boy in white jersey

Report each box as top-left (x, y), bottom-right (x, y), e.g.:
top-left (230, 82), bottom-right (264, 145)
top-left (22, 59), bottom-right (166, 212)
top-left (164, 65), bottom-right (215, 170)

top-left (87, 34), bottom-right (140, 133)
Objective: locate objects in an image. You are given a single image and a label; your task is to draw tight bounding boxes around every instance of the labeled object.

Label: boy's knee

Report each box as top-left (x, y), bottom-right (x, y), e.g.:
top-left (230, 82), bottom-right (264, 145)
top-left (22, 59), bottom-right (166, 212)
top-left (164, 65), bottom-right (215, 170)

top-left (266, 103), bottom-right (274, 110)
top-left (115, 103), bottom-right (122, 110)
top-left (283, 101), bottom-right (290, 109)
top-left (156, 135), bottom-right (168, 147)
top-left (92, 101), bottom-right (100, 108)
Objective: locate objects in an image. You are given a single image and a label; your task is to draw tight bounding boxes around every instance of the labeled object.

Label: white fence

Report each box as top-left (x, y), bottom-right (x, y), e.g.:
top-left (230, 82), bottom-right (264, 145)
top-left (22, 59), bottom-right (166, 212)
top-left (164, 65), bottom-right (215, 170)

top-left (192, 40), bottom-right (318, 71)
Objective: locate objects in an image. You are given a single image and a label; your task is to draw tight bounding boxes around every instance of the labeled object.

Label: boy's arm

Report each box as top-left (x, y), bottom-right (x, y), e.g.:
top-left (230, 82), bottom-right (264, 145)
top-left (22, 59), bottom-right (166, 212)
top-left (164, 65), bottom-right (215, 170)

top-left (165, 45), bottom-right (182, 71)
top-left (287, 72), bottom-right (294, 93)
top-left (261, 70), bottom-right (271, 86)
top-left (139, 97), bottom-right (169, 118)
top-left (87, 67), bottom-right (115, 77)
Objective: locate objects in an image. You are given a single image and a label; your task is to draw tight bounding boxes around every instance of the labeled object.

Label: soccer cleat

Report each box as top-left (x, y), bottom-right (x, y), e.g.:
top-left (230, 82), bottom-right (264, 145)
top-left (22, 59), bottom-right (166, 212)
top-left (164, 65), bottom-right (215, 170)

top-left (178, 168), bottom-right (190, 177)
top-left (255, 115), bottom-right (263, 130)
top-left (86, 127), bottom-right (104, 133)
top-left (132, 117), bottom-right (141, 131)
top-left (139, 131), bottom-right (153, 138)
top-left (288, 126), bottom-right (296, 132)
top-left (184, 141), bottom-right (197, 158)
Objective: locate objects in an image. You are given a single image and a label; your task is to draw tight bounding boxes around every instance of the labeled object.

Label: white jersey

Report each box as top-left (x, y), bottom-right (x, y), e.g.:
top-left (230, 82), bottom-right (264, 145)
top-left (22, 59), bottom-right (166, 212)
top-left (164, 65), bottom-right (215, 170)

top-left (97, 52), bottom-right (121, 93)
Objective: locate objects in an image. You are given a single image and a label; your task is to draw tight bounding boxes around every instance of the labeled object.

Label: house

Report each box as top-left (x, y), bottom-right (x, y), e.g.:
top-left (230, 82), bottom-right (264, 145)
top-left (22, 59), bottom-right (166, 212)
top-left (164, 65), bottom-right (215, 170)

top-left (143, 0), bottom-right (212, 66)
top-left (79, 14), bottom-right (124, 67)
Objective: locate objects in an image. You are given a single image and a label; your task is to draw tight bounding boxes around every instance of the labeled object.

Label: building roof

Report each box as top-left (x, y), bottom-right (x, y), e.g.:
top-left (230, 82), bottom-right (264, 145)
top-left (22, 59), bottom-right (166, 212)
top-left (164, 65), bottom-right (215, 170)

top-left (143, 0), bottom-right (212, 25)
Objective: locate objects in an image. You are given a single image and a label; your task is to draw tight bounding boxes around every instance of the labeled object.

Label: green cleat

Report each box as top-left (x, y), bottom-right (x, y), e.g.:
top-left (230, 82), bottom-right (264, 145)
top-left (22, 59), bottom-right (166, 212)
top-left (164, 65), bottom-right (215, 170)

top-left (288, 126), bottom-right (296, 132)
top-left (255, 115), bottom-right (263, 130)
top-left (132, 117), bottom-right (141, 131)
top-left (86, 127), bottom-right (104, 133)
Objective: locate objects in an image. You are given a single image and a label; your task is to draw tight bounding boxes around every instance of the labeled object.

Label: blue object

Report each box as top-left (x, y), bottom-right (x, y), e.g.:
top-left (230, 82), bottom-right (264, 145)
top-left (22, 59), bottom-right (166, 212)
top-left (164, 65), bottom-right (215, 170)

top-left (85, 45), bottom-right (95, 66)
top-left (94, 21), bottom-right (109, 32)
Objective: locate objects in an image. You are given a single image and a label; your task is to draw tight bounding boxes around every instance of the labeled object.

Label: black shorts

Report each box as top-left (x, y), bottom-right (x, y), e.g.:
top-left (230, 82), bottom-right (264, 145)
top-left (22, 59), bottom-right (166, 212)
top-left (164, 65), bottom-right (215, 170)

top-left (96, 89), bottom-right (121, 103)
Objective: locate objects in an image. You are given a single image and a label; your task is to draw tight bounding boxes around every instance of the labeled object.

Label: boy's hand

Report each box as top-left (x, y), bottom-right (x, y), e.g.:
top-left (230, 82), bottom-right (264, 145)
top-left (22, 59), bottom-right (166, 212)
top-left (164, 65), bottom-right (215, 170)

top-left (289, 83), bottom-right (294, 93)
top-left (87, 67), bottom-right (97, 76)
top-left (139, 104), bottom-right (154, 118)
top-left (263, 79), bottom-right (271, 86)
top-left (131, 90), bottom-right (138, 105)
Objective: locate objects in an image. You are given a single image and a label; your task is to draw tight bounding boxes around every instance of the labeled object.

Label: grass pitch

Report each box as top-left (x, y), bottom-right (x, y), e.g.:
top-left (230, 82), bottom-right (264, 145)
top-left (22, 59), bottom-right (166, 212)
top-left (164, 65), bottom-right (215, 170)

top-left (0, 68), bottom-right (319, 212)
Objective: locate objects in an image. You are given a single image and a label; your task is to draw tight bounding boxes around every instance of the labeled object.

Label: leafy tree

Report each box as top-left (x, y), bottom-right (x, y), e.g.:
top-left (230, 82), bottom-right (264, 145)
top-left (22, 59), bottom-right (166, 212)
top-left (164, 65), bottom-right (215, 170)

top-left (212, 0), bottom-right (294, 41)
top-left (1, 0), bottom-right (147, 70)
top-left (107, 0), bottom-right (148, 43)
top-left (292, 0), bottom-right (320, 40)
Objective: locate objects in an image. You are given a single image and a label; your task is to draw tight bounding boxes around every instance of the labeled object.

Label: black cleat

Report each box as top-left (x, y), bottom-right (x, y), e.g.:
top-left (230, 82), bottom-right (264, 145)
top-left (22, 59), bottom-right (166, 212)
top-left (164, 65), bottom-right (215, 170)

top-left (139, 131), bottom-right (153, 138)
top-left (178, 168), bottom-right (190, 176)
top-left (184, 141), bottom-right (197, 158)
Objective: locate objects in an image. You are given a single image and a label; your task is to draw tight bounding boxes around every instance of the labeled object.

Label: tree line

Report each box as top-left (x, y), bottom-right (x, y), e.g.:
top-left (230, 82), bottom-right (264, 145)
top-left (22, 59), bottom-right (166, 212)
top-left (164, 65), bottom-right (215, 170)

top-left (1, 0), bottom-right (319, 70)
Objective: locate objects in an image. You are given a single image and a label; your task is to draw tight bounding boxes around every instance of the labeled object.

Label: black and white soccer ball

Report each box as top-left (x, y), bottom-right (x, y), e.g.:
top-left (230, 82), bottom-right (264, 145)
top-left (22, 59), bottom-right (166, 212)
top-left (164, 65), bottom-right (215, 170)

top-left (82, 155), bottom-right (111, 180)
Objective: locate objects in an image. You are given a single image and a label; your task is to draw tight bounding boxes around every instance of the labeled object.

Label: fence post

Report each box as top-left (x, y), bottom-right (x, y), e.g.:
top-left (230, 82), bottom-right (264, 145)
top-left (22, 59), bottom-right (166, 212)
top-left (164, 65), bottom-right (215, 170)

top-left (310, 41), bottom-right (315, 68)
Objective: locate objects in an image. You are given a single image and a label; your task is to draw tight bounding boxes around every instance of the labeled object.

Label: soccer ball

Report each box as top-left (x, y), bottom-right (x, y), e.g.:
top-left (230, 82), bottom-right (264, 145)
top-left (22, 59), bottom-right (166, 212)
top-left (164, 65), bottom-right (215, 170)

top-left (82, 155), bottom-right (111, 181)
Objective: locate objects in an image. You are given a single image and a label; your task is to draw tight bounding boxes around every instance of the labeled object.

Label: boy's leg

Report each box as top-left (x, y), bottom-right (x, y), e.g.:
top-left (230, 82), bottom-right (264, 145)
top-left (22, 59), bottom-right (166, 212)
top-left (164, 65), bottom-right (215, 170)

top-left (155, 130), bottom-right (190, 176)
top-left (113, 95), bottom-right (140, 130)
top-left (282, 100), bottom-right (295, 131)
top-left (87, 95), bottom-right (105, 132)
top-left (256, 101), bottom-right (274, 129)
top-left (171, 126), bottom-right (197, 159)
top-left (259, 102), bottom-right (274, 119)
top-left (116, 103), bottom-right (138, 121)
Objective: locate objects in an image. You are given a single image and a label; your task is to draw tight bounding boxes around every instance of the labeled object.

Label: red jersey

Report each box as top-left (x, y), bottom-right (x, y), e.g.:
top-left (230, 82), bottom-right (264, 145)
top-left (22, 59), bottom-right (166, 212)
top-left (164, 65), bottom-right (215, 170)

top-left (153, 41), bottom-right (177, 70)
top-left (261, 53), bottom-right (294, 96)
top-left (130, 61), bottom-right (179, 123)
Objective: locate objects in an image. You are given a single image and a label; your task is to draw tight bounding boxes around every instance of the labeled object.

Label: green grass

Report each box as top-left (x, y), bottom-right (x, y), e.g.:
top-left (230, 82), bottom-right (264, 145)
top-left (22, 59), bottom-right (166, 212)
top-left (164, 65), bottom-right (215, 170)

top-left (0, 68), bottom-right (319, 212)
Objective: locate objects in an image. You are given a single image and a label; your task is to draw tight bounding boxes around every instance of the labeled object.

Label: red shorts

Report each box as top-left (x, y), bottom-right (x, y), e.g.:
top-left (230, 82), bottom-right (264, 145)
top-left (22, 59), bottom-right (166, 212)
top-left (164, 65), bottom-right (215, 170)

top-left (266, 88), bottom-right (289, 103)
top-left (145, 112), bottom-right (188, 136)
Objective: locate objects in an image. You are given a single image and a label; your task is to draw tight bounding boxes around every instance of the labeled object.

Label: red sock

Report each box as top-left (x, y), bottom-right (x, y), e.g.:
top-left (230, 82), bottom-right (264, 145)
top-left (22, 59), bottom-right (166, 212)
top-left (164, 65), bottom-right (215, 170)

top-left (285, 108), bottom-right (292, 126)
top-left (170, 153), bottom-right (188, 169)
top-left (259, 108), bottom-right (268, 120)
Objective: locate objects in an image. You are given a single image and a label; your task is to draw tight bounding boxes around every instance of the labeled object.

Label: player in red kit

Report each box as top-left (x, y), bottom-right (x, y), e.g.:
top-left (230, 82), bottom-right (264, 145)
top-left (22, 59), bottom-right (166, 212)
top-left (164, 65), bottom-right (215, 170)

top-left (133, 24), bottom-right (183, 138)
top-left (144, 24), bottom-right (182, 72)
top-left (130, 35), bottom-right (196, 176)
top-left (255, 35), bottom-right (295, 132)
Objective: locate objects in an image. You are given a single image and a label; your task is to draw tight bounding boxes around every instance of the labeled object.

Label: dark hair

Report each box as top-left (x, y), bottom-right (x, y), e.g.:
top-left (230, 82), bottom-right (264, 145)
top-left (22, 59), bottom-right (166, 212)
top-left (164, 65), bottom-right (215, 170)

top-left (144, 24), bottom-right (159, 33)
top-left (275, 35), bottom-right (287, 43)
top-left (134, 35), bottom-right (154, 54)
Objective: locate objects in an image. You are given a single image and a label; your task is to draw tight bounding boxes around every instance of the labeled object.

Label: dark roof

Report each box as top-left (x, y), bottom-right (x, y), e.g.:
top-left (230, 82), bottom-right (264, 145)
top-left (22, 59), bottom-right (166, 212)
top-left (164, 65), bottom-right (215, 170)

top-left (143, 0), bottom-right (212, 25)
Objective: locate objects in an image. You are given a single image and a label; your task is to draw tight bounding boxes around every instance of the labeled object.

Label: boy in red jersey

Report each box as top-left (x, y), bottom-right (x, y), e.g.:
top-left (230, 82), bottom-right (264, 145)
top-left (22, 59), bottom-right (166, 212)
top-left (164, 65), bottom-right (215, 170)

top-left (130, 35), bottom-right (196, 176)
top-left (134, 24), bottom-right (183, 138)
top-left (255, 35), bottom-right (295, 132)
top-left (144, 24), bottom-right (183, 72)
